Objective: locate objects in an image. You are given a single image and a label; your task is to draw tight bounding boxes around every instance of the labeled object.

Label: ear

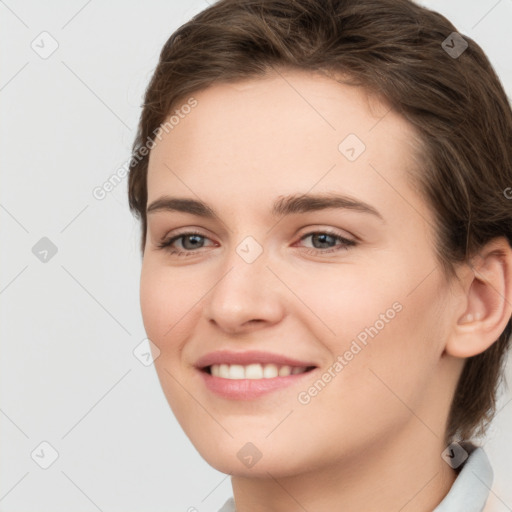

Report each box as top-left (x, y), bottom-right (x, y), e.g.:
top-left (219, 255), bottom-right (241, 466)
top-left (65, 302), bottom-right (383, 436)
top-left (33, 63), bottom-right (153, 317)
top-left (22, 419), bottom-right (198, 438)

top-left (445, 237), bottom-right (512, 358)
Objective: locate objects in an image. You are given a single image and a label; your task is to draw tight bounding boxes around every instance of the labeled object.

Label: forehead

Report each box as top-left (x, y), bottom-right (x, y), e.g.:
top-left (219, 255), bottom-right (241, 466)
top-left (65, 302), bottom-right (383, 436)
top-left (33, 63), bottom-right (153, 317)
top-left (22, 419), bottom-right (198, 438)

top-left (146, 69), bottom-right (425, 220)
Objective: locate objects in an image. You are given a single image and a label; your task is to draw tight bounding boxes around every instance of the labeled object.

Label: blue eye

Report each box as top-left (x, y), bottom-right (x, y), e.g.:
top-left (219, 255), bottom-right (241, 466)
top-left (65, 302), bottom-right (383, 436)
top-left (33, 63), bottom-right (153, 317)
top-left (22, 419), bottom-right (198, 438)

top-left (157, 229), bottom-right (356, 257)
top-left (298, 231), bottom-right (355, 253)
top-left (157, 231), bottom-right (214, 255)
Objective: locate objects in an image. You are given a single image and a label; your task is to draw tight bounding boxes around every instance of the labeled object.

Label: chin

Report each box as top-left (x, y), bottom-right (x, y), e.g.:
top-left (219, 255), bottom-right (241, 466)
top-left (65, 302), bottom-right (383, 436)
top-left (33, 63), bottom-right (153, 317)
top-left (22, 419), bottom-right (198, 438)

top-left (190, 436), bottom-right (312, 478)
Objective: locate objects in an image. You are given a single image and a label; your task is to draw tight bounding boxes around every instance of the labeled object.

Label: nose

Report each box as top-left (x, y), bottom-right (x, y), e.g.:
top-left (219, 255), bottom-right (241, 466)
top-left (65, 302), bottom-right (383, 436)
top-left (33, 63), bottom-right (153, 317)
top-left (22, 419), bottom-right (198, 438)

top-left (203, 249), bottom-right (286, 335)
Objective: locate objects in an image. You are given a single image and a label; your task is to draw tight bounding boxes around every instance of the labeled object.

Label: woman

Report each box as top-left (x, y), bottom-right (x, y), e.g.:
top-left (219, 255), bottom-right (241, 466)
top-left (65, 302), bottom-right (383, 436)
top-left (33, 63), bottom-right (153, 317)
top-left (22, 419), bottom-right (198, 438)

top-left (128, 0), bottom-right (512, 510)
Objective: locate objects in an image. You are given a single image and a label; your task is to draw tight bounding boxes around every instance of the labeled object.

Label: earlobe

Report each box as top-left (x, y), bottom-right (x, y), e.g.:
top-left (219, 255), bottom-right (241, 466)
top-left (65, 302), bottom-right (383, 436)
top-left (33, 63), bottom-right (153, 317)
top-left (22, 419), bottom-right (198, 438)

top-left (445, 237), bottom-right (512, 359)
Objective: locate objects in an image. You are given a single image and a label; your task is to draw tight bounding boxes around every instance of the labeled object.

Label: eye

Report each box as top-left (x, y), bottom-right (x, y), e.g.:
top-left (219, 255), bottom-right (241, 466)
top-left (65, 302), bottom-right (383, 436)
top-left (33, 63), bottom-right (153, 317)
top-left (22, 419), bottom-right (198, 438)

top-left (156, 229), bottom-right (357, 257)
top-left (296, 230), bottom-right (356, 255)
top-left (157, 230), bottom-right (216, 256)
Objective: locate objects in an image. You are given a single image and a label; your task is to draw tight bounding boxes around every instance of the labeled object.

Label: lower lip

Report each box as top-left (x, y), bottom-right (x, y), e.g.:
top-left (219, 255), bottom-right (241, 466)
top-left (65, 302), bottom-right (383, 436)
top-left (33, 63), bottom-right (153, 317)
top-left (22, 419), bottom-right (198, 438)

top-left (198, 369), bottom-right (316, 400)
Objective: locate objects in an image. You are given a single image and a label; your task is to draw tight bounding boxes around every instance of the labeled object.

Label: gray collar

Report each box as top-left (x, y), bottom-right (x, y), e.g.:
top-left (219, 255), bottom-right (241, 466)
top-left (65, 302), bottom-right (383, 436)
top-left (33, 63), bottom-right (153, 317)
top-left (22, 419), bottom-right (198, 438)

top-left (433, 442), bottom-right (493, 512)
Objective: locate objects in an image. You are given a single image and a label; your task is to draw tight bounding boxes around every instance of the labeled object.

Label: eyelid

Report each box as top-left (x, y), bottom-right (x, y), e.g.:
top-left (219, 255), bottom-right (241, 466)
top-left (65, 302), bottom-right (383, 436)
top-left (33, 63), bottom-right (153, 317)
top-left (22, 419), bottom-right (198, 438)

top-left (294, 229), bottom-right (357, 253)
top-left (158, 226), bottom-right (214, 242)
top-left (157, 228), bottom-right (217, 249)
top-left (295, 225), bottom-right (357, 242)
top-left (159, 225), bottom-right (355, 244)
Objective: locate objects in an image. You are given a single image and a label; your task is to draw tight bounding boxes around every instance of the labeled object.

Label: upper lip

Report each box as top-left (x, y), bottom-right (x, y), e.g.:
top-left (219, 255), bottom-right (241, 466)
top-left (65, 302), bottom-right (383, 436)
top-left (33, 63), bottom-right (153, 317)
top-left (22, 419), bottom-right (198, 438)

top-left (195, 350), bottom-right (318, 369)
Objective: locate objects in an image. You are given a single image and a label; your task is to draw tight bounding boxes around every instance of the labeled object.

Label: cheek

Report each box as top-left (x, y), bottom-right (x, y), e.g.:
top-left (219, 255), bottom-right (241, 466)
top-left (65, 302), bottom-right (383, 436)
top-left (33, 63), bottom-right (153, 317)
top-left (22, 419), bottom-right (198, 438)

top-left (139, 262), bottom-right (203, 416)
top-left (140, 262), bottom-right (166, 339)
top-left (288, 264), bottom-right (402, 349)
top-left (293, 298), bottom-right (438, 450)
top-left (300, 261), bottom-right (442, 400)
top-left (139, 261), bottom-right (196, 347)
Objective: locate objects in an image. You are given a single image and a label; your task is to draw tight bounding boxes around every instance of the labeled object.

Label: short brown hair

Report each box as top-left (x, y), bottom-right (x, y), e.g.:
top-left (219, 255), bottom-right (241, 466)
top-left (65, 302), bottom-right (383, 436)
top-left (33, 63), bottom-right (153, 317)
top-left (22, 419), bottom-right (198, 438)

top-left (128, 0), bottom-right (512, 446)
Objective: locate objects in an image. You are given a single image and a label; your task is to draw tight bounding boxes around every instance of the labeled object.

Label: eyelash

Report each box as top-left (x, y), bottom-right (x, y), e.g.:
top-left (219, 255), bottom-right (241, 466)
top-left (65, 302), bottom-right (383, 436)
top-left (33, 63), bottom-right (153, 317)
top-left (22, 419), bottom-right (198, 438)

top-left (156, 229), bottom-right (357, 257)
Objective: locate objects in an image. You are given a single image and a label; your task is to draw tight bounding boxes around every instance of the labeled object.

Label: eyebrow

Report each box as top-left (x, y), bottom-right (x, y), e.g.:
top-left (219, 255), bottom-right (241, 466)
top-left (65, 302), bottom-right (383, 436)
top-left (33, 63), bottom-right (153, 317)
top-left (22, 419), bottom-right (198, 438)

top-left (146, 193), bottom-right (383, 221)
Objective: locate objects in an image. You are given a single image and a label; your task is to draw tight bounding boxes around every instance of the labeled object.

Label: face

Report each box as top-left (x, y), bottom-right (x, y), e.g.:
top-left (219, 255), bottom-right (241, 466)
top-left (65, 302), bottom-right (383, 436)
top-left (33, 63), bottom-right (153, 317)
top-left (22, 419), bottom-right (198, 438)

top-left (140, 69), bottom-right (459, 477)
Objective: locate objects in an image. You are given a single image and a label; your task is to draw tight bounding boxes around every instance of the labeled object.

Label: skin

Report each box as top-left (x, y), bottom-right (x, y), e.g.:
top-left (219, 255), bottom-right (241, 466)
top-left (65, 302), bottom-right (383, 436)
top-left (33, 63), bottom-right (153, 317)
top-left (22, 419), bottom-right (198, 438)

top-left (140, 68), bottom-right (512, 512)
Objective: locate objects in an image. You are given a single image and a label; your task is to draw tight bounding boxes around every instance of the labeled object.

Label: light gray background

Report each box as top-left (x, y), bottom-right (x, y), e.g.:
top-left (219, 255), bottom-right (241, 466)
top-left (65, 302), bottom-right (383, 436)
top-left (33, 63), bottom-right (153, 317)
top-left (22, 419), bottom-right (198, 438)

top-left (1, 1), bottom-right (511, 511)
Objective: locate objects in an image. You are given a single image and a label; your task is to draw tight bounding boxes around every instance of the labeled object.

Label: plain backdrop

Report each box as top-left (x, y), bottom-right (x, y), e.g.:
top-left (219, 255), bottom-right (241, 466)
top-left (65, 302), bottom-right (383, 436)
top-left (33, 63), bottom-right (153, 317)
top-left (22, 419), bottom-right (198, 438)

top-left (1, 1), bottom-right (511, 511)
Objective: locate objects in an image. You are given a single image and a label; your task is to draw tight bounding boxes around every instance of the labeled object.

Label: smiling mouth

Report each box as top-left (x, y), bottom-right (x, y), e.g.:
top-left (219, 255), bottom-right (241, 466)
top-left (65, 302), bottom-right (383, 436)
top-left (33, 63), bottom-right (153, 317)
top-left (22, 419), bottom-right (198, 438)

top-left (202, 363), bottom-right (317, 379)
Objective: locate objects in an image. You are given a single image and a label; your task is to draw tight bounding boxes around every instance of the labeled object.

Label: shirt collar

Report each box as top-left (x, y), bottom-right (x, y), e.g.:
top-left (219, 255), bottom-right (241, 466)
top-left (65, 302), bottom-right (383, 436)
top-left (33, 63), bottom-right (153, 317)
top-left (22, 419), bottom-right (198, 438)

top-left (433, 441), bottom-right (493, 512)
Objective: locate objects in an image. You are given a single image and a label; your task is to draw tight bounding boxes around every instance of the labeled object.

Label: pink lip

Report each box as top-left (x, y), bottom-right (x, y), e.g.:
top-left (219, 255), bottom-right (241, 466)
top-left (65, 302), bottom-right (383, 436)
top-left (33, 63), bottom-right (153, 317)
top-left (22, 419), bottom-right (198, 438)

top-left (194, 350), bottom-right (317, 369)
top-left (199, 368), bottom-right (317, 400)
top-left (194, 350), bottom-right (318, 400)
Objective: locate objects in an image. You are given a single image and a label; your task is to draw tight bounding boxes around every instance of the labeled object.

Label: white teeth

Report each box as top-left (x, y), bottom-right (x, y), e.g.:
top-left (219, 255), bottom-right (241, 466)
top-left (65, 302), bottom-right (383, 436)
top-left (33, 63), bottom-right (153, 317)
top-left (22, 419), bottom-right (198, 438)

top-left (262, 363), bottom-right (279, 378)
top-left (219, 364), bottom-right (229, 377)
top-left (278, 365), bottom-right (292, 377)
top-left (229, 364), bottom-right (245, 379)
top-left (210, 363), bottom-right (310, 379)
top-left (245, 363), bottom-right (263, 379)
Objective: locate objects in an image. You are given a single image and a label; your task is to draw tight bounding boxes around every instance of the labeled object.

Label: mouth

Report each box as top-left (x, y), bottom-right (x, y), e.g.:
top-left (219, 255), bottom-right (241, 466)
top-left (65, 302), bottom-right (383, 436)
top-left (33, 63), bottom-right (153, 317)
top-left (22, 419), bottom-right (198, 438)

top-left (197, 362), bottom-right (318, 400)
top-left (201, 363), bottom-right (317, 379)
top-left (194, 350), bottom-right (319, 399)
